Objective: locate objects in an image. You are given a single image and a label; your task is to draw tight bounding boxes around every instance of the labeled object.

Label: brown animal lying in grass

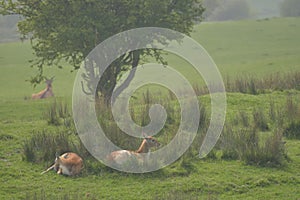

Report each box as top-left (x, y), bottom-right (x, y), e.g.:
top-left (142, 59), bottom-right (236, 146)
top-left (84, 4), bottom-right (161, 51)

top-left (41, 152), bottom-right (83, 176)
top-left (32, 77), bottom-right (54, 99)
top-left (107, 136), bottom-right (160, 165)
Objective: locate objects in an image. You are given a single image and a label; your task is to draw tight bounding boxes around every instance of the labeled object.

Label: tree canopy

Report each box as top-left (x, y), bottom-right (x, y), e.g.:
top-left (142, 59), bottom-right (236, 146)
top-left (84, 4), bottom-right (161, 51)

top-left (1, 0), bottom-right (204, 102)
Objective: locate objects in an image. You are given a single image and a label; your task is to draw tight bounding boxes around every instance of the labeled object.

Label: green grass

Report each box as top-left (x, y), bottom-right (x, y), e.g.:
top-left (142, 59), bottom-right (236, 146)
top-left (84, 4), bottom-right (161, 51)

top-left (193, 17), bottom-right (300, 77)
top-left (0, 18), bottom-right (300, 199)
top-left (0, 41), bottom-right (76, 101)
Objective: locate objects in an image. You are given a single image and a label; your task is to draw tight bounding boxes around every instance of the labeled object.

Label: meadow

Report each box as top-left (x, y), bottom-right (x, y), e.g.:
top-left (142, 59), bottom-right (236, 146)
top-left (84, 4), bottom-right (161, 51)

top-left (0, 17), bottom-right (300, 199)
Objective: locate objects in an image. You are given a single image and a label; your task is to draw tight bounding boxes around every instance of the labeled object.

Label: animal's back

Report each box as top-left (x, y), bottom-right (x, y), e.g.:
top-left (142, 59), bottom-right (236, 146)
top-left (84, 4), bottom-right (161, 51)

top-left (59, 152), bottom-right (83, 175)
top-left (107, 150), bottom-right (139, 165)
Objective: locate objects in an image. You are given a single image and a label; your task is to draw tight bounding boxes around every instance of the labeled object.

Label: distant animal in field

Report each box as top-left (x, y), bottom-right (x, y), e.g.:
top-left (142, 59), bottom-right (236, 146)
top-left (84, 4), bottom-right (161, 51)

top-left (107, 136), bottom-right (160, 165)
top-left (31, 77), bottom-right (54, 99)
top-left (41, 152), bottom-right (83, 176)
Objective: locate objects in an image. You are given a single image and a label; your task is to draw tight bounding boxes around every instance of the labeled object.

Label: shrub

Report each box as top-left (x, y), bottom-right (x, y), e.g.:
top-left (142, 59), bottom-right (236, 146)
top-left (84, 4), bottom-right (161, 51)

top-left (285, 95), bottom-right (299, 121)
top-left (252, 107), bottom-right (269, 131)
top-left (268, 99), bottom-right (276, 122)
top-left (233, 110), bottom-right (249, 127)
top-left (283, 121), bottom-right (300, 139)
top-left (238, 128), bottom-right (259, 162)
top-left (242, 130), bottom-right (287, 167)
top-left (219, 125), bottom-right (240, 160)
top-left (225, 71), bottom-right (300, 95)
top-left (43, 100), bottom-right (60, 126)
top-left (43, 99), bottom-right (73, 127)
top-left (216, 125), bottom-right (287, 167)
top-left (22, 129), bottom-right (109, 175)
top-left (268, 100), bottom-right (285, 128)
top-left (23, 129), bottom-right (78, 163)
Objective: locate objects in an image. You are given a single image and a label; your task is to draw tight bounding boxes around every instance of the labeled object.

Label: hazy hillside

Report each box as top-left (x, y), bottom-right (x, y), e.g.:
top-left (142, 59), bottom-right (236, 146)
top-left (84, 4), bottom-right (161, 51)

top-left (247, 0), bottom-right (284, 18)
top-left (0, 15), bottom-right (20, 43)
top-left (203, 0), bottom-right (285, 21)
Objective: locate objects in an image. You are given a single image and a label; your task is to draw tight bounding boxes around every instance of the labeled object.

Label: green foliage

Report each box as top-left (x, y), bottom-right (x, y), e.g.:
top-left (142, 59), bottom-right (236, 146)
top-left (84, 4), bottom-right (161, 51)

top-left (43, 99), bottom-right (73, 127)
top-left (284, 121), bottom-right (300, 139)
top-left (285, 94), bottom-right (299, 121)
top-left (280, 0), bottom-right (300, 17)
top-left (252, 107), bottom-right (269, 131)
top-left (2, 0), bottom-right (204, 102)
top-left (23, 130), bottom-right (77, 163)
top-left (225, 72), bottom-right (300, 95)
top-left (219, 126), bottom-right (287, 167)
top-left (243, 130), bottom-right (287, 167)
top-left (219, 125), bottom-right (240, 160)
top-left (235, 111), bottom-right (249, 127)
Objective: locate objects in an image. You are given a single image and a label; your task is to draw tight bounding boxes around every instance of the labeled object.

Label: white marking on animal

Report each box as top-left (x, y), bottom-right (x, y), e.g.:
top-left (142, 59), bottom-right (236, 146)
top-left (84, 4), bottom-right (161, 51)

top-left (41, 152), bottom-right (83, 176)
top-left (107, 136), bottom-right (160, 165)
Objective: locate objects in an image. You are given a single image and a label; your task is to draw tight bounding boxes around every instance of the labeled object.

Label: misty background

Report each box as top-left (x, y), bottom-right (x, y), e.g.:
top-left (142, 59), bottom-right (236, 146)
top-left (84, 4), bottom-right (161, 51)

top-left (0, 0), bottom-right (298, 43)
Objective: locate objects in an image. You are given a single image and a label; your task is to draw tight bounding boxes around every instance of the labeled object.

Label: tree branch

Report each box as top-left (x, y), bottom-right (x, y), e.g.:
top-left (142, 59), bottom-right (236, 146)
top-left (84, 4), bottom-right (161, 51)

top-left (111, 51), bottom-right (140, 105)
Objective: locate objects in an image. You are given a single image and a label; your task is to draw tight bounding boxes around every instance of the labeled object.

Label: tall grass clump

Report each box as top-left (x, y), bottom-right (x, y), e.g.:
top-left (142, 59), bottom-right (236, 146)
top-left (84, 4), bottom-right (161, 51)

top-left (23, 129), bottom-right (78, 163)
top-left (242, 130), bottom-right (287, 167)
top-left (252, 107), bottom-right (269, 131)
top-left (218, 125), bottom-right (240, 160)
top-left (238, 76), bottom-right (259, 94)
top-left (95, 92), bottom-right (161, 151)
top-left (43, 100), bottom-right (59, 126)
top-left (43, 99), bottom-right (73, 127)
top-left (283, 121), bottom-right (300, 139)
top-left (225, 71), bottom-right (300, 94)
top-left (217, 125), bottom-right (287, 167)
top-left (268, 99), bottom-right (285, 128)
top-left (281, 95), bottom-right (300, 139)
top-left (268, 99), bottom-right (276, 122)
top-left (25, 189), bottom-right (90, 200)
top-left (233, 110), bottom-right (249, 127)
top-left (22, 129), bottom-right (107, 175)
top-left (285, 94), bottom-right (299, 121)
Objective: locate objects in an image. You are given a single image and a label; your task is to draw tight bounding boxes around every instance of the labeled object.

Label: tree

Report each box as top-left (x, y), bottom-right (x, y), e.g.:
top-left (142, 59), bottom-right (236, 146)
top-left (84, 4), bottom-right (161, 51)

top-left (1, 0), bottom-right (204, 103)
top-left (280, 0), bottom-right (300, 17)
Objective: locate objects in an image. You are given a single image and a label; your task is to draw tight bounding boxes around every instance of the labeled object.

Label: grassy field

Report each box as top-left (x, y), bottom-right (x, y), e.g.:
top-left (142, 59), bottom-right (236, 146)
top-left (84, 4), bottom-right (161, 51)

top-left (0, 17), bottom-right (300, 199)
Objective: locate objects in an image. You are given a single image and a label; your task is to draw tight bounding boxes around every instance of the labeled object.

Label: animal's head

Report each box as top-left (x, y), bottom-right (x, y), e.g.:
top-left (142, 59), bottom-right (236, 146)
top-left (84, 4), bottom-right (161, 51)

top-left (144, 136), bottom-right (160, 148)
top-left (45, 76), bottom-right (54, 87)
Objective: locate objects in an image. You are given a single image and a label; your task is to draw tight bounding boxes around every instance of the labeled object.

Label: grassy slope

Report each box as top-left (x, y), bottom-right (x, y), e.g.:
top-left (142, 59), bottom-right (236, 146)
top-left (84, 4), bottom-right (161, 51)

top-left (0, 18), bottom-right (300, 199)
top-left (193, 17), bottom-right (300, 77)
top-left (1, 92), bottom-right (299, 199)
top-left (0, 41), bottom-right (76, 101)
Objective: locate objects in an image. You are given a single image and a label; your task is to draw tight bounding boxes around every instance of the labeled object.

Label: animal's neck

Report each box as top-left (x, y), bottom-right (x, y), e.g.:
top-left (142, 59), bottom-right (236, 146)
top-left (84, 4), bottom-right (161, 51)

top-left (40, 86), bottom-right (51, 98)
top-left (135, 140), bottom-right (149, 153)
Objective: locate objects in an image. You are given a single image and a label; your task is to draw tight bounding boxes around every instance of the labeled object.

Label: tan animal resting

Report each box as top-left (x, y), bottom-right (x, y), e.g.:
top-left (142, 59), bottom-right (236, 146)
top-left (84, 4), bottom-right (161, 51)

top-left (41, 152), bottom-right (83, 176)
top-left (32, 77), bottom-right (54, 99)
top-left (107, 136), bottom-right (160, 165)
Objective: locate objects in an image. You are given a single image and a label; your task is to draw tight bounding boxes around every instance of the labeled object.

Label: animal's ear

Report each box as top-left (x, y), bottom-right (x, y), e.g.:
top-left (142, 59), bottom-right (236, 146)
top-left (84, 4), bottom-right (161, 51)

top-left (142, 132), bottom-right (148, 139)
top-left (55, 152), bottom-right (59, 159)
